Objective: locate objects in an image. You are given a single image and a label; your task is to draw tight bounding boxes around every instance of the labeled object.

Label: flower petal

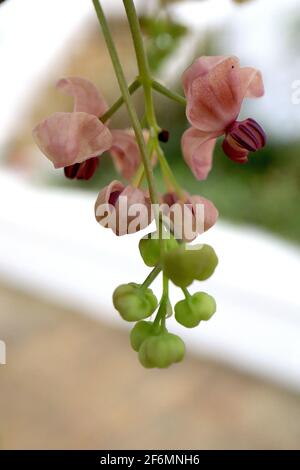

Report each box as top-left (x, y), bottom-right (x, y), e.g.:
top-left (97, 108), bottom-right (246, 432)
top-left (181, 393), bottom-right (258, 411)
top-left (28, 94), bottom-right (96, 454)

top-left (181, 127), bottom-right (218, 180)
top-left (95, 182), bottom-right (152, 236)
top-left (110, 130), bottom-right (142, 180)
top-left (57, 77), bottom-right (108, 117)
top-left (183, 56), bottom-right (265, 133)
top-left (182, 55), bottom-right (227, 95)
top-left (239, 67), bottom-right (264, 98)
top-left (184, 56), bottom-right (243, 132)
top-left (33, 112), bottom-right (112, 168)
top-left (189, 195), bottom-right (219, 232)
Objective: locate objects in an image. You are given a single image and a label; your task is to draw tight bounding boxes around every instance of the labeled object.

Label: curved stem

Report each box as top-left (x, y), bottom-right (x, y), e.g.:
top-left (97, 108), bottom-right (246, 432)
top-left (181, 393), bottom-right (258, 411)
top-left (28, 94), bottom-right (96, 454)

top-left (140, 264), bottom-right (162, 290)
top-left (155, 142), bottom-right (185, 200)
top-left (100, 79), bottom-right (141, 123)
top-left (92, 0), bottom-right (159, 205)
top-left (152, 80), bottom-right (186, 106)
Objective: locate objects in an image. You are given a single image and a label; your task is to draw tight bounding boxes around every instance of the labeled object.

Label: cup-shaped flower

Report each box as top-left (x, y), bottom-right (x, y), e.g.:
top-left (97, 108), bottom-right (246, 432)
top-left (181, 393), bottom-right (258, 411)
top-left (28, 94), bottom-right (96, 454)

top-left (182, 56), bottom-right (266, 179)
top-left (175, 292), bottom-right (216, 328)
top-left (162, 244), bottom-right (218, 288)
top-left (130, 320), bottom-right (155, 352)
top-left (138, 332), bottom-right (185, 369)
top-left (139, 232), bottom-right (178, 267)
top-left (94, 180), bottom-right (153, 236)
top-left (113, 283), bottom-right (158, 322)
top-left (33, 77), bottom-right (112, 170)
top-left (161, 191), bottom-right (218, 241)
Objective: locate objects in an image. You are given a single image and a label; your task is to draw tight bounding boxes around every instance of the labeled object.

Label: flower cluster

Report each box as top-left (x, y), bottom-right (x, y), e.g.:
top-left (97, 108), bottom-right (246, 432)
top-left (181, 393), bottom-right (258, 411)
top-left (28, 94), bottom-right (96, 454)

top-left (33, 5), bottom-right (266, 371)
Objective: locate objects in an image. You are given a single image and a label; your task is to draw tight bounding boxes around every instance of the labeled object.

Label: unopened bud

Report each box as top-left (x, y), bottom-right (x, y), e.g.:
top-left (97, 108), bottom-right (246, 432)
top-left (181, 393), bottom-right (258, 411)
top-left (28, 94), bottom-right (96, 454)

top-left (113, 283), bottom-right (158, 322)
top-left (175, 292), bottom-right (216, 328)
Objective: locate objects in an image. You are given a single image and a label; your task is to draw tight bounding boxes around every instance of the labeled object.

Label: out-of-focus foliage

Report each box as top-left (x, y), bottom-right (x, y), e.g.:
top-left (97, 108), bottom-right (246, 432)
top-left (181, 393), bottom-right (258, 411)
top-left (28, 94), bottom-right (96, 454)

top-left (232, 0), bottom-right (254, 4)
top-left (140, 15), bottom-right (187, 72)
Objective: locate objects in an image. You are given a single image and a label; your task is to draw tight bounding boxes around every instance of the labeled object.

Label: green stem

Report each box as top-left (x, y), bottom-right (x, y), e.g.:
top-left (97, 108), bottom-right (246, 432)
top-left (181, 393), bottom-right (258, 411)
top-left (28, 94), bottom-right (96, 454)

top-left (100, 79), bottom-right (141, 123)
top-left (122, 0), bottom-right (159, 135)
top-left (155, 143), bottom-right (185, 199)
top-left (153, 274), bottom-right (169, 331)
top-left (140, 264), bottom-right (162, 290)
top-left (182, 287), bottom-right (191, 300)
top-left (152, 80), bottom-right (186, 106)
top-left (92, 0), bottom-right (159, 205)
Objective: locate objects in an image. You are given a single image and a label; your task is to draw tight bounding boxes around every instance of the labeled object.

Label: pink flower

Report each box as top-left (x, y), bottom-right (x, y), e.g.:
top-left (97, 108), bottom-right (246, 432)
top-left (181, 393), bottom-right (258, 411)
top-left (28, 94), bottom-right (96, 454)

top-left (33, 77), bottom-right (153, 182)
top-left (33, 77), bottom-right (112, 171)
top-left (162, 191), bottom-right (218, 241)
top-left (181, 56), bottom-right (266, 180)
top-left (94, 180), bottom-right (153, 236)
top-left (110, 129), bottom-right (156, 181)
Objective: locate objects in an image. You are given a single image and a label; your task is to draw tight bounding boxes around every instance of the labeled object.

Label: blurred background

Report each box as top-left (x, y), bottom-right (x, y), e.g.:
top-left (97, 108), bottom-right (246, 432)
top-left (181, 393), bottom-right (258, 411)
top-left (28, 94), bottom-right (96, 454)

top-left (0, 0), bottom-right (300, 450)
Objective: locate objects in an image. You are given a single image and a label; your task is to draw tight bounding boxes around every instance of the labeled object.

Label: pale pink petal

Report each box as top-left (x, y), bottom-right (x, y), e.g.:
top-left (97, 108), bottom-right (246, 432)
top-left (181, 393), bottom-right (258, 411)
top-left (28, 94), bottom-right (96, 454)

top-left (185, 56), bottom-right (243, 132)
top-left (239, 67), bottom-right (264, 98)
top-left (33, 112), bottom-right (112, 168)
top-left (182, 56), bottom-right (228, 95)
top-left (181, 127), bottom-right (218, 180)
top-left (95, 182), bottom-right (152, 236)
top-left (189, 195), bottom-right (219, 232)
top-left (110, 130), bottom-right (141, 180)
top-left (116, 186), bottom-right (153, 235)
top-left (57, 77), bottom-right (108, 117)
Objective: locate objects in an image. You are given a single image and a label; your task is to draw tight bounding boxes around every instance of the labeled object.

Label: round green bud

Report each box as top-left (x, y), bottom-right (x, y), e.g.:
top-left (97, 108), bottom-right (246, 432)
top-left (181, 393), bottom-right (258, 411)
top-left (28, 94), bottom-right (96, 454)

top-left (175, 292), bottom-right (216, 328)
top-left (113, 283), bottom-right (158, 322)
top-left (138, 341), bottom-right (155, 368)
top-left (139, 234), bottom-right (178, 267)
top-left (162, 244), bottom-right (218, 287)
top-left (138, 333), bottom-right (185, 369)
top-left (130, 320), bottom-right (155, 352)
top-left (162, 246), bottom-right (195, 287)
top-left (139, 235), bottom-right (160, 267)
top-left (193, 245), bottom-right (218, 281)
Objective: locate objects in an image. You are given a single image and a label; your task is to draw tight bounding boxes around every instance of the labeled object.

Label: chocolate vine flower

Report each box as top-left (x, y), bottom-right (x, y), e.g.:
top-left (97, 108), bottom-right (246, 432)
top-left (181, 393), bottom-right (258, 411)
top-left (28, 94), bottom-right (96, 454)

top-left (94, 180), bottom-right (153, 236)
top-left (110, 129), bottom-right (157, 180)
top-left (33, 77), bottom-right (112, 172)
top-left (181, 56), bottom-right (266, 180)
top-left (33, 77), bottom-right (153, 181)
top-left (162, 191), bottom-right (218, 241)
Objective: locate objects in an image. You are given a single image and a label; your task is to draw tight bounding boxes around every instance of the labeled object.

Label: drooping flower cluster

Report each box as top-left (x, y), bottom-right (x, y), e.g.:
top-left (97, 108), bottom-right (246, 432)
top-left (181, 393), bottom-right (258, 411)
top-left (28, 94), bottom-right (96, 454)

top-left (33, 52), bottom-right (266, 368)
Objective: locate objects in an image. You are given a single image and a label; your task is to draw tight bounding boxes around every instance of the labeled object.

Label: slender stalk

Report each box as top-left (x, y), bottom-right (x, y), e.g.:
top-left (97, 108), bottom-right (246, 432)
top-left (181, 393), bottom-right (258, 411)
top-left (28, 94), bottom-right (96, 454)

top-left (155, 143), bottom-right (185, 199)
top-left (122, 0), bottom-right (159, 134)
top-left (152, 80), bottom-right (186, 106)
top-left (182, 287), bottom-right (191, 300)
top-left (92, 0), bottom-right (159, 204)
top-left (140, 264), bottom-right (162, 290)
top-left (153, 274), bottom-right (169, 330)
top-left (100, 79), bottom-right (141, 123)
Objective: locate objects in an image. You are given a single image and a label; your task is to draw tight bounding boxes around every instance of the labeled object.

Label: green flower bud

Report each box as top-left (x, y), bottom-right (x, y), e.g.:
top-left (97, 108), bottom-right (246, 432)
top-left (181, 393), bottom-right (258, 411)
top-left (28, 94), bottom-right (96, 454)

top-left (193, 245), bottom-right (218, 281)
top-left (162, 244), bottom-right (218, 287)
top-left (130, 320), bottom-right (155, 352)
top-left (138, 333), bottom-right (185, 368)
top-left (139, 235), bottom-right (160, 267)
top-left (139, 233), bottom-right (177, 267)
top-left (113, 283), bottom-right (158, 322)
top-left (175, 292), bottom-right (216, 328)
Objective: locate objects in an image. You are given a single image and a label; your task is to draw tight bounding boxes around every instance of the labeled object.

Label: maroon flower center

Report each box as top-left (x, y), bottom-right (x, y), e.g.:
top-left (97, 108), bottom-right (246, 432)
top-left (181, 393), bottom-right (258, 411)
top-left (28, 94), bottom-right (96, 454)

top-left (108, 190), bottom-right (122, 206)
top-left (64, 157), bottom-right (99, 180)
top-left (222, 118), bottom-right (266, 163)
